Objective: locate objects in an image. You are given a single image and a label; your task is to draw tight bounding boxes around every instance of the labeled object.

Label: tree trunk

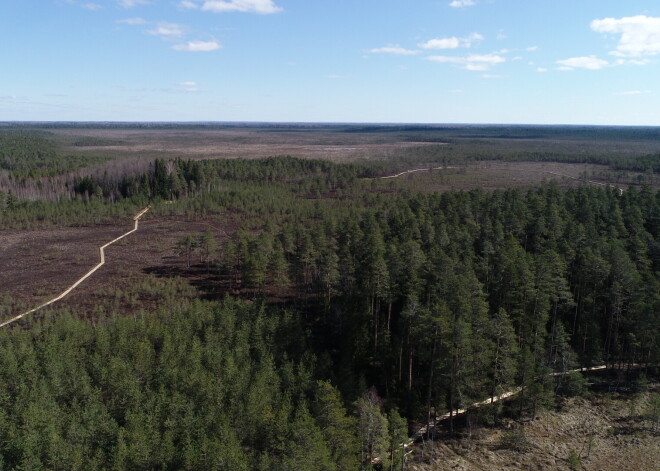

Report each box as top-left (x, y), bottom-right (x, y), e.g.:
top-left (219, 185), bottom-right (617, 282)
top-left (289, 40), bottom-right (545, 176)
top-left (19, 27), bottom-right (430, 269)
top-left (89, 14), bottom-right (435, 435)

top-left (387, 301), bottom-right (392, 333)
top-left (426, 325), bottom-right (438, 428)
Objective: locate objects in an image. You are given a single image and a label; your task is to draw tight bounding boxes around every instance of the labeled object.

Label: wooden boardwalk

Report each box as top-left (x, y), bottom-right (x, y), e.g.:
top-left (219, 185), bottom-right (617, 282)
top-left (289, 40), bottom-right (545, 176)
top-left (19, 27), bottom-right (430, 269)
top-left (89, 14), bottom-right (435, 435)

top-left (0, 206), bottom-right (150, 328)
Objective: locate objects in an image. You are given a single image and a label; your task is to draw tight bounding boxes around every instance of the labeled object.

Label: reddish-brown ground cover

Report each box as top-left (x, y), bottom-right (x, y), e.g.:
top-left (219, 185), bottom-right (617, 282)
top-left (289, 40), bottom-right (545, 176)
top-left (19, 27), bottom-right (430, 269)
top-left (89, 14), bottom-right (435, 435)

top-left (0, 214), bottom-right (227, 322)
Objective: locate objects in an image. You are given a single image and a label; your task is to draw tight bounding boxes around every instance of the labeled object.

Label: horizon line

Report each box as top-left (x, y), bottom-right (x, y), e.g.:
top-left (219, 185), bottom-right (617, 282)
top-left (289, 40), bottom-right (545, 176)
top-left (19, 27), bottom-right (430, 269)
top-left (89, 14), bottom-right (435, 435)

top-left (2, 121), bottom-right (660, 128)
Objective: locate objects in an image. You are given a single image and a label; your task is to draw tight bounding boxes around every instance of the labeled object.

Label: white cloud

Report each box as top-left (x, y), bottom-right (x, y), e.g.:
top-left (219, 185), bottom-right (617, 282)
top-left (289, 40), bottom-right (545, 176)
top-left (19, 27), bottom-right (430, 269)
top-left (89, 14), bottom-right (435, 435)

top-left (63, 0), bottom-right (103, 10)
top-left (148, 22), bottom-right (186, 38)
top-left (419, 33), bottom-right (483, 50)
top-left (173, 40), bottom-right (222, 51)
top-left (496, 31), bottom-right (507, 40)
top-left (556, 55), bottom-right (609, 70)
top-left (536, 67), bottom-right (548, 72)
top-left (428, 53), bottom-right (505, 71)
top-left (449, 0), bottom-right (475, 7)
top-left (616, 90), bottom-right (651, 96)
top-left (420, 37), bottom-right (460, 49)
top-left (118, 0), bottom-right (149, 7)
top-left (201, 0), bottom-right (282, 14)
top-left (591, 15), bottom-right (660, 58)
top-left (368, 46), bottom-right (420, 55)
top-left (526, 46), bottom-right (538, 52)
top-left (180, 0), bottom-right (198, 8)
top-left (619, 58), bottom-right (651, 66)
top-left (118, 17), bottom-right (146, 25)
top-left (178, 82), bottom-right (200, 92)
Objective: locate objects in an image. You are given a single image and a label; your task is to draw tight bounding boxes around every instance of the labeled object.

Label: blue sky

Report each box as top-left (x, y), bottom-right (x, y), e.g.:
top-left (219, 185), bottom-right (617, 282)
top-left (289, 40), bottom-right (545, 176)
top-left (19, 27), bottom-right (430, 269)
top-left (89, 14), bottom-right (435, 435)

top-left (1, 0), bottom-right (659, 124)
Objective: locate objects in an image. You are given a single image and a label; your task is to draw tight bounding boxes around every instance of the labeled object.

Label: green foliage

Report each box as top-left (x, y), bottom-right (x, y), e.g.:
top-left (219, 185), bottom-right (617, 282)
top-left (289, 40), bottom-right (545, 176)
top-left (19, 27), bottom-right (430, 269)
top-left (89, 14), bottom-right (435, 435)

top-left (568, 448), bottom-right (582, 471)
top-left (0, 130), bottom-right (107, 178)
top-left (646, 393), bottom-right (660, 431)
top-left (559, 371), bottom-right (589, 397)
top-left (0, 299), bottom-right (360, 469)
top-left (175, 233), bottom-right (199, 268)
top-left (387, 409), bottom-right (409, 471)
top-left (356, 389), bottom-right (389, 468)
top-left (199, 227), bottom-right (218, 271)
top-left (634, 373), bottom-right (649, 393)
top-left (314, 381), bottom-right (360, 470)
top-left (500, 427), bottom-right (532, 453)
top-left (1, 146), bottom-right (659, 467)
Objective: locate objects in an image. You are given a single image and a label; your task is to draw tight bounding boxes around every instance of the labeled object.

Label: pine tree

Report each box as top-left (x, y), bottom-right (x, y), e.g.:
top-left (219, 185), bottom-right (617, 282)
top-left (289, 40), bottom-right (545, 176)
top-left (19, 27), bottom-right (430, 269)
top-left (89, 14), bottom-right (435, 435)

top-left (282, 405), bottom-right (334, 471)
top-left (268, 240), bottom-right (290, 296)
top-left (314, 381), bottom-right (360, 470)
top-left (488, 308), bottom-right (518, 411)
top-left (356, 388), bottom-right (389, 469)
top-left (198, 227), bottom-right (218, 272)
top-left (175, 233), bottom-right (198, 268)
top-left (387, 409), bottom-right (408, 471)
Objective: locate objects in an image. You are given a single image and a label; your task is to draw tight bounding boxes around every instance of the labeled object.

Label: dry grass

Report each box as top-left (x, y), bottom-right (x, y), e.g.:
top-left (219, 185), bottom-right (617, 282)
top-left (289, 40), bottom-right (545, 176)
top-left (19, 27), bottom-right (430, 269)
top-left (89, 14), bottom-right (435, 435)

top-left (409, 390), bottom-right (660, 471)
top-left (373, 161), bottom-right (654, 193)
top-left (50, 128), bottom-right (440, 163)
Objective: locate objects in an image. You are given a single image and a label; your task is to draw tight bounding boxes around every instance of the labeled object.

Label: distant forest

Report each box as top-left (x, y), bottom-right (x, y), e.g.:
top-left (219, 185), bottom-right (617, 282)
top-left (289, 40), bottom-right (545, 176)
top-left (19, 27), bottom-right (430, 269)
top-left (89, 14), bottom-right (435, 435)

top-left (3, 122), bottom-right (660, 139)
top-left (0, 130), bottom-right (658, 470)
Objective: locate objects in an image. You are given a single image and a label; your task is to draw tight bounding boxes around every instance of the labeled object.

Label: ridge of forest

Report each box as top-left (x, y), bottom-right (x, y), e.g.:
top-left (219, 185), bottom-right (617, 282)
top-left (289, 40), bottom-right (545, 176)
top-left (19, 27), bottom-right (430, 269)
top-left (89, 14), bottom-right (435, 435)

top-left (0, 128), bottom-right (658, 470)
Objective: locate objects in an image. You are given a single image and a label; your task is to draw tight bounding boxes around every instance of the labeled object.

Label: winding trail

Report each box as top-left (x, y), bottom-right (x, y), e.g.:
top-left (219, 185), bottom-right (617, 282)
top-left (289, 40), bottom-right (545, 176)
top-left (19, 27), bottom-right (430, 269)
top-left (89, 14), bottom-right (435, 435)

top-left (542, 171), bottom-right (625, 195)
top-left (0, 206), bottom-right (150, 328)
top-left (379, 166), bottom-right (459, 179)
top-left (408, 365), bottom-right (609, 444)
top-left (378, 166), bottom-right (625, 194)
top-left (369, 363), bottom-right (638, 464)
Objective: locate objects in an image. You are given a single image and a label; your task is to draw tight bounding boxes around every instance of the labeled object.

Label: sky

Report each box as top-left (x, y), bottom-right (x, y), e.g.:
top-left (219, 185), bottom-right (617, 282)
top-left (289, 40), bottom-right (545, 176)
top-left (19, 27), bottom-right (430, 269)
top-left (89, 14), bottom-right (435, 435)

top-left (1, 0), bottom-right (660, 125)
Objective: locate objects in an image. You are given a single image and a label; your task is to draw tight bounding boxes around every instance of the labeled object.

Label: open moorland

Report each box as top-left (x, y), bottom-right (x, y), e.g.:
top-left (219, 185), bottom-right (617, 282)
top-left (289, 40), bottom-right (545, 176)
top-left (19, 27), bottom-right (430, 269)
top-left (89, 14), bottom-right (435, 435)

top-left (1, 123), bottom-right (658, 202)
top-left (10, 122), bottom-right (660, 163)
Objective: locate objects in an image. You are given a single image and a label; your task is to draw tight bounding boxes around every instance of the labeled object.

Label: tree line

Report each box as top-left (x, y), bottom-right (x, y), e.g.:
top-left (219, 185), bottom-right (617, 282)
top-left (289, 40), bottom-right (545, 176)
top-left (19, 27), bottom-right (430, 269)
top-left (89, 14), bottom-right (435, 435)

top-left (0, 131), bottom-right (107, 179)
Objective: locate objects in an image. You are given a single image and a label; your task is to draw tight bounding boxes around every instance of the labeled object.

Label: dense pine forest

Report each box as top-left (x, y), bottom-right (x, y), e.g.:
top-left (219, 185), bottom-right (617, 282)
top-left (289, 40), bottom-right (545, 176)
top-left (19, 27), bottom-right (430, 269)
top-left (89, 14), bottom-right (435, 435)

top-left (0, 129), bottom-right (658, 470)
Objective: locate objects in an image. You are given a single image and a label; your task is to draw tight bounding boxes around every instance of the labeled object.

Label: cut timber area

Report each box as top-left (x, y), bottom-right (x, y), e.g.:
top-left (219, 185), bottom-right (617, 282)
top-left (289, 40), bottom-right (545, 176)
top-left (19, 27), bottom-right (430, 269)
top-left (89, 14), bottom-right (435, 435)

top-left (0, 206), bottom-right (150, 328)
